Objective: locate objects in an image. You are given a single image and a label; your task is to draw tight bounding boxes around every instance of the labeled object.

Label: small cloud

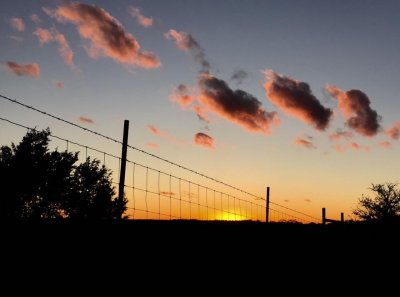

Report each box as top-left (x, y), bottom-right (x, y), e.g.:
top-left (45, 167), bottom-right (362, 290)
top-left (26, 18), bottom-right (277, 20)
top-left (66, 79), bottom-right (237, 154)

top-left (230, 69), bottom-right (248, 85)
top-left (263, 70), bottom-right (332, 131)
top-left (78, 116), bottom-right (95, 124)
top-left (329, 130), bottom-right (353, 141)
top-left (6, 61), bottom-right (40, 78)
top-left (284, 200), bottom-right (289, 203)
top-left (349, 141), bottom-right (370, 152)
top-left (31, 14), bottom-right (41, 24)
top-left (295, 135), bottom-right (316, 149)
top-left (46, 2), bottom-right (160, 69)
top-left (304, 199), bottom-right (311, 203)
top-left (165, 29), bottom-right (210, 71)
top-left (10, 17), bottom-right (25, 32)
top-left (146, 142), bottom-right (159, 149)
top-left (378, 141), bottom-right (392, 149)
top-left (169, 84), bottom-right (195, 108)
top-left (159, 191), bottom-right (175, 196)
top-left (194, 132), bottom-right (214, 149)
top-left (128, 7), bottom-right (153, 28)
top-left (386, 121), bottom-right (400, 140)
top-left (326, 85), bottom-right (382, 137)
top-left (9, 36), bottom-right (23, 42)
top-left (191, 105), bottom-right (210, 123)
top-left (34, 28), bottom-right (53, 44)
top-left (334, 144), bottom-right (345, 153)
top-left (147, 124), bottom-right (164, 136)
top-left (53, 80), bottom-right (64, 89)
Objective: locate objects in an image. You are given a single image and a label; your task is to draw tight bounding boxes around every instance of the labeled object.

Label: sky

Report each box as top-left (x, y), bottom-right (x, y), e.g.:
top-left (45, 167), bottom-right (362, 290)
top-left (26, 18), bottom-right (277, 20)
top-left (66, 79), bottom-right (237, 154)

top-left (1, 0), bottom-right (400, 221)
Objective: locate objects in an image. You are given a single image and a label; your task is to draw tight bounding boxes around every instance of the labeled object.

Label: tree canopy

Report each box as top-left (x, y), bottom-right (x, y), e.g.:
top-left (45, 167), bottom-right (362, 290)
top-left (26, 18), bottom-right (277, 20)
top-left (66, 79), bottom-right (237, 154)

top-left (353, 183), bottom-right (400, 221)
top-left (0, 128), bottom-right (126, 220)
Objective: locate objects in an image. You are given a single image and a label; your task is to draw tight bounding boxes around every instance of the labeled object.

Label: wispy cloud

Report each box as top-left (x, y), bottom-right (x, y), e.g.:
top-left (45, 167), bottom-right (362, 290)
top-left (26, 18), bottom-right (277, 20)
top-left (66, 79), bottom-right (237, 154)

top-left (198, 73), bottom-right (279, 134)
top-left (34, 28), bottom-right (78, 71)
top-left (165, 29), bottom-right (210, 71)
top-left (78, 116), bottom-right (95, 124)
top-left (295, 135), bottom-right (316, 149)
top-left (53, 80), bottom-right (64, 89)
top-left (194, 132), bottom-right (214, 149)
top-left (10, 17), bottom-right (25, 32)
top-left (326, 85), bottom-right (381, 137)
top-left (146, 142), bottom-right (159, 149)
top-left (230, 69), bottom-right (248, 85)
top-left (329, 130), bottom-right (353, 141)
top-left (6, 61), bottom-right (40, 78)
top-left (386, 121), bottom-right (400, 140)
top-left (378, 141), bottom-right (392, 149)
top-left (31, 14), bottom-right (41, 24)
top-left (263, 70), bottom-right (332, 131)
top-left (349, 141), bottom-right (370, 152)
top-left (46, 2), bottom-right (160, 68)
top-left (128, 7), bottom-right (153, 28)
top-left (147, 124), bottom-right (184, 145)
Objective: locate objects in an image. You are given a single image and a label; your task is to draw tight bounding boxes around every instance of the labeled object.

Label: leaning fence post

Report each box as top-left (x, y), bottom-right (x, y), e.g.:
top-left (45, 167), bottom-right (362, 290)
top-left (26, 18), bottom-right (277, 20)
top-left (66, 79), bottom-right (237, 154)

top-left (118, 120), bottom-right (129, 219)
top-left (266, 186), bottom-right (270, 223)
top-left (322, 207), bottom-right (326, 225)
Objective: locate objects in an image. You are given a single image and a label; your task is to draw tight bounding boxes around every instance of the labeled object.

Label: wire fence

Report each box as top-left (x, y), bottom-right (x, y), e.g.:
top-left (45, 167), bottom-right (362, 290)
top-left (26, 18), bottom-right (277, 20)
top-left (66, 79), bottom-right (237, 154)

top-left (0, 93), bottom-right (322, 223)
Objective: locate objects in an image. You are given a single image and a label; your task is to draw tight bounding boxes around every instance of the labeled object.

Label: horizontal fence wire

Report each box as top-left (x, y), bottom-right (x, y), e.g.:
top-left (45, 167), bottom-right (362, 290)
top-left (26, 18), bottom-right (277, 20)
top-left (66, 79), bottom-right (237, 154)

top-left (0, 94), bottom-right (322, 223)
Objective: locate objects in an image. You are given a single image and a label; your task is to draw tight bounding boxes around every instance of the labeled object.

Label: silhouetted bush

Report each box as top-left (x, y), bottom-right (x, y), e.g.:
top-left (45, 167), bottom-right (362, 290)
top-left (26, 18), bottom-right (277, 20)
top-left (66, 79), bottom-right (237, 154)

top-left (0, 128), bottom-right (126, 220)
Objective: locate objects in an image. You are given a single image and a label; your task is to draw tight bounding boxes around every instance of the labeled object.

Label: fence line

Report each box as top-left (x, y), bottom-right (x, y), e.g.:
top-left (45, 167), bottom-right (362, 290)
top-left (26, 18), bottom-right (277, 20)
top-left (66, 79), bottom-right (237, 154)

top-left (1, 102), bottom-right (321, 223)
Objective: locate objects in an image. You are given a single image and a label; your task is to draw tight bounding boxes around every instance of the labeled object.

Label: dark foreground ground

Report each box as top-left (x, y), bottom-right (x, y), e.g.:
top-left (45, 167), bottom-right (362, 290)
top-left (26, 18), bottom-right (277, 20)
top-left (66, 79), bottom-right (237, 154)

top-left (2, 220), bottom-right (399, 287)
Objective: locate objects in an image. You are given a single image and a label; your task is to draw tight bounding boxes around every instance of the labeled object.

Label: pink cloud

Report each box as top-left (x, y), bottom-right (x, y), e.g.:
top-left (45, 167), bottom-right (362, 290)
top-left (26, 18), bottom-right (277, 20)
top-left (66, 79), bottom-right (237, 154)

top-left (53, 80), bottom-right (64, 89)
top-left (263, 70), bottom-right (332, 131)
top-left (378, 141), bottom-right (392, 149)
top-left (335, 144), bottom-right (345, 153)
top-left (79, 116), bottom-right (95, 124)
top-left (147, 124), bottom-right (164, 136)
top-left (326, 85), bottom-right (381, 137)
top-left (169, 84), bottom-right (195, 108)
top-left (194, 132), bottom-right (214, 149)
top-left (46, 3), bottom-right (160, 68)
top-left (10, 17), bottom-right (25, 32)
top-left (147, 142), bottom-right (159, 149)
top-left (129, 7), bottom-right (153, 28)
top-left (34, 28), bottom-right (78, 71)
top-left (34, 28), bottom-right (53, 44)
top-left (295, 135), bottom-right (316, 149)
top-left (198, 73), bottom-right (279, 134)
top-left (349, 142), bottom-right (370, 152)
top-left (6, 61), bottom-right (40, 78)
top-left (386, 121), bottom-right (400, 140)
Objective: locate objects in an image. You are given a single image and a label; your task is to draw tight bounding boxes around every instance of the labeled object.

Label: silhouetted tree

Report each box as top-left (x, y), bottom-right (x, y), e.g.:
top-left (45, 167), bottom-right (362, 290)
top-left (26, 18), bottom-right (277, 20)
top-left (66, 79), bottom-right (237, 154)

top-left (353, 183), bottom-right (400, 221)
top-left (0, 128), bottom-right (126, 220)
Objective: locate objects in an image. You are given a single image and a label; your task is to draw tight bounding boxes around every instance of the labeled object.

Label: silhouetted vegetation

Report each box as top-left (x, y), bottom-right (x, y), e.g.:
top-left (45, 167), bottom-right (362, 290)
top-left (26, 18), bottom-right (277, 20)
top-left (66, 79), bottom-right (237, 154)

top-left (353, 183), bottom-right (400, 221)
top-left (0, 128), bottom-right (126, 220)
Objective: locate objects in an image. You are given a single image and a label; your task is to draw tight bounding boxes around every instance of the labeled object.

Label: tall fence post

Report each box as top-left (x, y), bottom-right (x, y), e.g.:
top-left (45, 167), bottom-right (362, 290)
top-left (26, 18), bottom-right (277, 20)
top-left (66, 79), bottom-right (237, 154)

top-left (322, 207), bottom-right (326, 225)
top-left (266, 186), bottom-right (270, 223)
top-left (118, 120), bottom-right (129, 219)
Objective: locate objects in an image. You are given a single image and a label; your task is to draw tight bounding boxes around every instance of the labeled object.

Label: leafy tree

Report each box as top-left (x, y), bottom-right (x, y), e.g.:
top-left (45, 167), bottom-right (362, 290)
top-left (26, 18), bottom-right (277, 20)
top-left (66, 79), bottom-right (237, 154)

top-left (0, 128), bottom-right (126, 220)
top-left (353, 183), bottom-right (400, 221)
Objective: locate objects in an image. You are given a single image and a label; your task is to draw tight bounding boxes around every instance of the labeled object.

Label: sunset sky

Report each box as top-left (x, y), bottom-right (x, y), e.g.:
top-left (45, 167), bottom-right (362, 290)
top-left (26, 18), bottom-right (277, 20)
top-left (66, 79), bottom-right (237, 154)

top-left (1, 0), bottom-right (400, 221)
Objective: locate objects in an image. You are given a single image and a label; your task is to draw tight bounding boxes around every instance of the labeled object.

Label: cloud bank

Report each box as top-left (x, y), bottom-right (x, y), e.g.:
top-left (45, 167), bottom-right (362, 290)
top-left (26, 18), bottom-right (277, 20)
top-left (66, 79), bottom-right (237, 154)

top-left (264, 70), bottom-right (332, 131)
top-left (46, 2), bottom-right (160, 68)
top-left (326, 85), bottom-right (381, 137)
